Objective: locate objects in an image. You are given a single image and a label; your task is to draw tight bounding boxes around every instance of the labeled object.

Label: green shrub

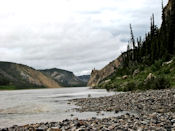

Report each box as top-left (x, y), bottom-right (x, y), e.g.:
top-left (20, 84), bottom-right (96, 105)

top-left (106, 82), bottom-right (120, 91)
top-left (162, 68), bottom-right (170, 74)
top-left (143, 76), bottom-right (170, 90)
top-left (154, 77), bottom-right (170, 89)
top-left (116, 76), bottom-right (170, 92)
top-left (139, 65), bottom-right (145, 71)
top-left (151, 60), bottom-right (163, 72)
top-left (116, 81), bottom-right (137, 92)
top-left (0, 85), bottom-right (16, 90)
top-left (151, 65), bottom-right (157, 72)
top-left (125, 82), bottom-right (136, 91)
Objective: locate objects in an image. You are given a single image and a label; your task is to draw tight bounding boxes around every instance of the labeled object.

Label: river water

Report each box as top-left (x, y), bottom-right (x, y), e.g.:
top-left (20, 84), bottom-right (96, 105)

top-left (0, 87), bottom-right (120, 128)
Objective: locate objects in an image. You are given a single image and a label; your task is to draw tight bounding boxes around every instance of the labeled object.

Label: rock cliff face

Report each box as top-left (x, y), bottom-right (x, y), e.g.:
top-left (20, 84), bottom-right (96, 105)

top-left (88, 55), bottom-right (123, 87)
top-left (0, 62), bottom-right (61, 89)
top-left (164, 0), bottom-right (173, 18)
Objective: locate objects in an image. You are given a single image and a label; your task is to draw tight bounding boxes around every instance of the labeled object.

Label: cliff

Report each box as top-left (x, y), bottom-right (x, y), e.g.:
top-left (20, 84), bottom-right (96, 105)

top-left (88, 55), bottom-right (123, 87)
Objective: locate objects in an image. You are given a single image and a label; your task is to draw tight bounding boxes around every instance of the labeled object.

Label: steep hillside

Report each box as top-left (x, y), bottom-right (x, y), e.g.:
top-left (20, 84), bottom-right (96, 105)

top-left (88, 0), bottom-right (175, 89)
top-left (0, 62), bottom-right (61, 89)
top-left (40, 68), bottom-right (87, 87)
top-left (88, 55), bottom-right (123, 87)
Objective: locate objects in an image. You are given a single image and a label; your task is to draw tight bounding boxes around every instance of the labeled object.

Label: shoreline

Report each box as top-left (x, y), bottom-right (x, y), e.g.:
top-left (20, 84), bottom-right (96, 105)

top-left (70, 88), bottom-right (175, 114)
top-left (1, 89), bottom-right (175, 130)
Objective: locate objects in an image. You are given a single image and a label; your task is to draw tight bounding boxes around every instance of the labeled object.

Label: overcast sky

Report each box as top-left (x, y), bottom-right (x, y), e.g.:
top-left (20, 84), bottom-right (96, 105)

top-left (0, 0), bottom-right (168, 75)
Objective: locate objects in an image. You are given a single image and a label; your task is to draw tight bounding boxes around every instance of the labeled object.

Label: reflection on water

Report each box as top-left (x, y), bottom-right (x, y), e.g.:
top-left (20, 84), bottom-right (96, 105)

top-left (0, 87), bottom-right (117, 128)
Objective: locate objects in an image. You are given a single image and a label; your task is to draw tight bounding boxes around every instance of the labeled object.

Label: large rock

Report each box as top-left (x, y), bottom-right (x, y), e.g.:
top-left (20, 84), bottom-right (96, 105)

top-left (162, 60), bottom-right (173, 66)
top-left (133, 69), bottom-right (140, 77)
top-left (122, 75), bottom-right (128, 80)
top-left (145, 73), bottom-right (156, 81)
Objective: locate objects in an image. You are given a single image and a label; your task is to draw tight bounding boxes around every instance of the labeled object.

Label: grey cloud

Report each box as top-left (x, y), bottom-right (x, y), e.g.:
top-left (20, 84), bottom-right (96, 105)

top-left (78, 11), bottom-right (102, 14)
top-left (0, 0), bottom-right (169, 75)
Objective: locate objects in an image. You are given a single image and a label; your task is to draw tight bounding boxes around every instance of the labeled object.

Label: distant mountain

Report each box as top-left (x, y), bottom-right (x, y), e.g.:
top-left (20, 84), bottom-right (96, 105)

top-left (40, 68), bottom-right (87, 87)
top-left (78, 75), bottom-right (90, 83)
top-left (0, 62), bottom-right (61, 89)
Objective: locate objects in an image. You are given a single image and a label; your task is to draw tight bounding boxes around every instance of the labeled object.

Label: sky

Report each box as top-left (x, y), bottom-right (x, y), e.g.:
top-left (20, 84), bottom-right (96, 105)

top-left (0, 0), bottom-right (168, 75)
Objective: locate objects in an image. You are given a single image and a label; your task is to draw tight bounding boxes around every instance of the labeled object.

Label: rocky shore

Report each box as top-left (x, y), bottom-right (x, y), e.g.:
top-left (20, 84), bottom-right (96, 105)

top-left (70, 89), bottom-right (175, 113)
top-left (1, 112), bottom-right (175, 131)
top-left (1, 89), bottom-right (175, 130)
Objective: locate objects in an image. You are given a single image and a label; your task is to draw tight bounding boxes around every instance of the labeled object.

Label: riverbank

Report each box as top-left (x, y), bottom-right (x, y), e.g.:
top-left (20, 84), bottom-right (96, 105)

top-left (1, 89), bottom-right (175, 130)
top-left (1, 112), bottom-right (175, 130)
top-left (70, 88), bottom-right (175, 113)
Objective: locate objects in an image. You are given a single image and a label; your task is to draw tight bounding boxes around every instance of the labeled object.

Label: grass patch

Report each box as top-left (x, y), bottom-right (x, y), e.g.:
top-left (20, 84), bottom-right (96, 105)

top-left (0, 85), bottom-right (17, 90)
top-left (0, 85), bottom-right (46, 90)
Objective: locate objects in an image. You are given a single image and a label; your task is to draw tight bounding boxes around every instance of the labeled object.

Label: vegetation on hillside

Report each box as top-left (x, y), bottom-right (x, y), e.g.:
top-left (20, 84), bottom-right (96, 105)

top-left (98, 0), bottom-right (175, 91)
top-left (99, 59), bottom-right (175, 91)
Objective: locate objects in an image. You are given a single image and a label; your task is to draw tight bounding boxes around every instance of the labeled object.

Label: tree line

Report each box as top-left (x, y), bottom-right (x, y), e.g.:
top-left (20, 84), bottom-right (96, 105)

top-left (122, 0), bottom-right (175, 67)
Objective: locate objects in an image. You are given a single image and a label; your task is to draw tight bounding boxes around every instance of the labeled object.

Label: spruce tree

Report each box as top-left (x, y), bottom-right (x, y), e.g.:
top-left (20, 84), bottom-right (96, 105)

top-left (129, 24), bottom-right (136, 61)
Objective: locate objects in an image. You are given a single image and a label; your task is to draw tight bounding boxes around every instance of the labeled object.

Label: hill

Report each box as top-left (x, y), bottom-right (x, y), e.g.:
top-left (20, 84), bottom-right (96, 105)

top-left (0, 62), bottom-right (61, 89)
top-left (40, 68), bottom-right (88, 87)
top-left (88, 0), bottom-right (175, 91)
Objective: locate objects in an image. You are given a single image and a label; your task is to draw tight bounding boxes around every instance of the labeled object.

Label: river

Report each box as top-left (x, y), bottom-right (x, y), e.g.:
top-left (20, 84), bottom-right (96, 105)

top-left (0, 87), bottom-right (118, 128)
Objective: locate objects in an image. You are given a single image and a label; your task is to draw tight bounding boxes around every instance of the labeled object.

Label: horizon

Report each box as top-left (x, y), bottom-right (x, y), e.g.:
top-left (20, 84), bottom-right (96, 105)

top-left (0, 0), bottom-right (168, 76)
top-left (0, 60), bottom-right (86, 76)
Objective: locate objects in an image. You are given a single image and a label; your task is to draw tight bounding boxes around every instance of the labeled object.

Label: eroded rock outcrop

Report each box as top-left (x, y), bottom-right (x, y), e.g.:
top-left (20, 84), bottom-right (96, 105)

top-left (88, 55), bottom-right (123, 87)
top-left (164, 0), bottom-right (173, 18)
